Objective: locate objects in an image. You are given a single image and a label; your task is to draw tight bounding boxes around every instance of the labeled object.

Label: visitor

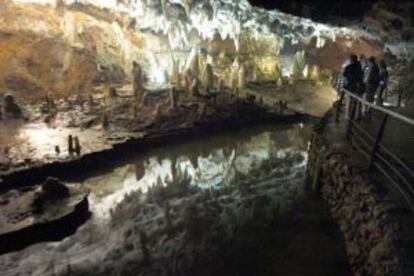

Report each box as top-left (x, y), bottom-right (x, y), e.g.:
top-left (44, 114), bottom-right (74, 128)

top-left (363, 57), bottom-right (380, 118)
top-left (376, 60), bottom-right (389, 106)
top-left (342, 55), bottom-right (364, 119)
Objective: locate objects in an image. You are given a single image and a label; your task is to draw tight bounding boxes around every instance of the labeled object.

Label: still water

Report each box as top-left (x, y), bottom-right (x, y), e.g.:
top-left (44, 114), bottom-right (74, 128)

top-left (0, 123), bottom-right (350, 276)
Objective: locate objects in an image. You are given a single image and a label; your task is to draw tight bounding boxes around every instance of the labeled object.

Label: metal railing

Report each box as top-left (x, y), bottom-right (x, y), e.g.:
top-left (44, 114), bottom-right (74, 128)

top-left (335, 88), bottom-right (414, 212)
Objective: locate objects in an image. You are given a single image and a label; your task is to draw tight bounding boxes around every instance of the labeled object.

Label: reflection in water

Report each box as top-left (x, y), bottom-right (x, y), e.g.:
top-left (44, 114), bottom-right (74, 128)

top-left (0, 123), bottom-right (348, 276)
top-left (86, 124), bottom-right (309, 221)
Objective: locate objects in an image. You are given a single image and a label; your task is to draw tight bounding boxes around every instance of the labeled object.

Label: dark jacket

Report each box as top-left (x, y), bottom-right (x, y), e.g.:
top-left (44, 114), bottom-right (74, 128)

top-left (343, 62), bottom-right (364, 94)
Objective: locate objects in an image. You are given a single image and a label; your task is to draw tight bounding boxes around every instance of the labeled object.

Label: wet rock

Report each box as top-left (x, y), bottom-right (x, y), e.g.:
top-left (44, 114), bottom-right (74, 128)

top-left (2, 93), bottom-right (23, 119)
top-left (32, 177), bottom-right (70, 210)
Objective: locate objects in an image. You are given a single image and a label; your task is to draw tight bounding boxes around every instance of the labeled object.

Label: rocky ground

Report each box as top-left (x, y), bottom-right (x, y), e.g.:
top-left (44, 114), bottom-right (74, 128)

top-left (306, 108), bottom-right (413, 276)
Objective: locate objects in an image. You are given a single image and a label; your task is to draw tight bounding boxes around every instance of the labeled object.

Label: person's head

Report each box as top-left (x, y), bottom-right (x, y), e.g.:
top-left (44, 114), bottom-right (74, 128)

top-left (350, 54), bottom-right (358, 64)
top-left (368, 56), bottom-right (376, 64)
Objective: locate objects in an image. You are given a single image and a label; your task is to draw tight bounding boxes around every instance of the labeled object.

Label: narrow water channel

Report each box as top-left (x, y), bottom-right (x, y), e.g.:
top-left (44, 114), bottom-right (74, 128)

top-left (0, 123), bottom-right (350, 276)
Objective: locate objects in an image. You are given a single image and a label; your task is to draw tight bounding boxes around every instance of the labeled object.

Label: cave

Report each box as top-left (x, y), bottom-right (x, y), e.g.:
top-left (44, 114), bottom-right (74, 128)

top-left (0, 0), bottom-right (413, 275)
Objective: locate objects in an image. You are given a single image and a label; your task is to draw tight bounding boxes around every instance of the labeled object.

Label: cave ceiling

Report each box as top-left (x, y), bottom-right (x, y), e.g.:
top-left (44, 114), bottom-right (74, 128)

top-left (0, 0), bottom-right (411, 96)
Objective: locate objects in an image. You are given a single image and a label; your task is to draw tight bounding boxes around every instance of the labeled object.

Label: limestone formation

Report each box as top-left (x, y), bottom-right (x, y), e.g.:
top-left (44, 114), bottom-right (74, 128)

top-left (55, 145), bottom-right (60, 155)
top-left (186, 49), bottom-right (200, 79)
top-left (190, 78), bottom-right (199, 97)
top-left (169, 86), bottom-right (177, 110)
top-left (68, 135), bottom-right (74, 155)
top-left (311, 65), bottom-right (320, 81)
top-left (2, 94), bottom-right (22, 119)
top-left (133, 61), bottom-right (144, 105)
top-left (201, 63), bottom-right (214, 92)
top-left (74, 136), bottom-right (81, 156)
top-left (238, 63), bottom-right (246, 91)
top-left (102, 113), bottom-right (109, 129)
top-left (108, 87), bottom-right (118, 98)
top-left (153, 102), bottom-right (162, 120)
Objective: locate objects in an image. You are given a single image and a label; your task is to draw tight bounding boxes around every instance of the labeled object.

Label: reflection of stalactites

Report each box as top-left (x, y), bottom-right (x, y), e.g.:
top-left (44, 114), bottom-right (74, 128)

top-left (183, 0), bottom-right (194, 16)
top-left (188, 154), bottom-right (199, 170)
top-left (161, 0), bottom-right (167, 17)
top-left (135, 162), bottom-right (145, 182)
top-left (170, 156), bottom-right (178, 183)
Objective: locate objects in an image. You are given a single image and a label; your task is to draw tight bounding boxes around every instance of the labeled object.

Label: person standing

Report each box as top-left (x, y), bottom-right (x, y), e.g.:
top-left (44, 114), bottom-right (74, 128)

top-left (363, 57), bottom-right (380, 118)
top-left (377, 60), bottom-right (389, 106)
top-left (342, 55), bottom-right (364, 119)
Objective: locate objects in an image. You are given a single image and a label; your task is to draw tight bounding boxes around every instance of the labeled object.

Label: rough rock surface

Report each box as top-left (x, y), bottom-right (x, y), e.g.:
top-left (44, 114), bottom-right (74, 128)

top-left (306, 110), bottom-right (407, 276)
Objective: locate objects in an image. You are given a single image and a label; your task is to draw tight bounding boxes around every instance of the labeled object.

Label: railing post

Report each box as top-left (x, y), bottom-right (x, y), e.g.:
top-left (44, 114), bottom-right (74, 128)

top-left (397, 84), bottom-right (403, 107)
top-left (346, 97), bottom-right (356, 140)
top-left (369, 114), bottom-right (389, 170)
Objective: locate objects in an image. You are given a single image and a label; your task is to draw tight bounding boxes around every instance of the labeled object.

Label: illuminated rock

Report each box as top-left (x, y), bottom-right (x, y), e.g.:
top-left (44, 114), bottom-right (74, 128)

top-left (190, 78), bottom-right (200, 97)
top-left (169, 87), bottom-right (177, 110)
top-left (303, 64), bottom-right (311, 79)
top-left (238, 63), bottom-right (246, 90)
top-left (132, 61), bottom-right (144, 104)
top-left (311, 65), bottom-right (321, 81)
top-left (201, 63), bottom-right (214, 91)
top-left (185, 49), bottom-right (200, 80)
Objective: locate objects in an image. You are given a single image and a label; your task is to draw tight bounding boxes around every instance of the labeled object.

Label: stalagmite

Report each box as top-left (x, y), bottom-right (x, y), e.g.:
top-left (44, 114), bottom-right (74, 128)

top-left (311, 65), bottom-right (320, 81)
top-left (132, 103), bottom-right (138, 119)
top-left (230, 59), bottom-right (240, 89)
top-left (102, 113), bottom-right (109, 129)
top-left (201, 63), bottom-right (214, 91)
top-left (153, 102), bottom-right (162, 120)
top-left (238, 63), bottom-right (246, 90)
top-left (277, 77), bottom-right (283, 86)
top-left (171, 59), bottom-right (180, 87)
top-left (2, 94), bottom-right (22, 119)
top-left (217, 79), bottom-right (224, 92)
top-left (108, 87), bottom-right (117, 98)
top-left (169, 87), bottom-right (177, 110)
top-left (190, 78), bottom-right (199, 97)
top-left (274, 63), bottom-right (282, 81)
top-left (133, 61), bottom-right (144, 105)
top-left (291, 59), bottom-right (301, 80)
top-left (67, 135), bottom-right (74, 155)
top-left (292, 51), bottom-right (306, 79)
top-left (74, 136), bottom-right (81, 156)
top-left (186, 49), bottom-right (200, 79)
top-left (303, 64), bottom-right (311, 79)
top-left (55, 146), bottom-right (60, 155)
top-left (184, 71), bottom-right (193, 95)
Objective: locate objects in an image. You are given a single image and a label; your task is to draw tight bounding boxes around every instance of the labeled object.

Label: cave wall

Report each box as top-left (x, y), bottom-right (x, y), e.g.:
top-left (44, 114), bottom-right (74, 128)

top-left (0, 0), bottom-right (391, 98)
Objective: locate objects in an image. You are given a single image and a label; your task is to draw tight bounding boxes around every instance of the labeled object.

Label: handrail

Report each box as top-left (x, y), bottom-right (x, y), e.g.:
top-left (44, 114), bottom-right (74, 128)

top-left (341, 88), bottom-right (414, 126)
top-left (336, 86), bottom-right (414, 212)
